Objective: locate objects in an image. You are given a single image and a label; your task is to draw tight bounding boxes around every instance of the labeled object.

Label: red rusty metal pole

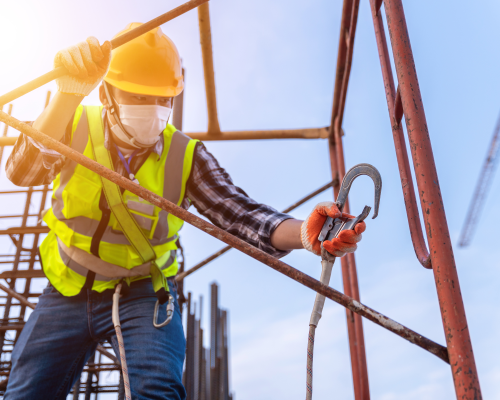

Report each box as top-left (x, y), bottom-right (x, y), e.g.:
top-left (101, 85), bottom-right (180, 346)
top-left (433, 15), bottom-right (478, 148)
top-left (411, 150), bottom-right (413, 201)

top-left (0, 110), bottom-right (450, 364)
top-left (369, 2), bottom-right (431, 269)
top-left (329, 142), bottom-right (362, 400)
top-left (329, 1), bottom-right (370, 399)
top-left (374, 1), bottom-right (482, 398)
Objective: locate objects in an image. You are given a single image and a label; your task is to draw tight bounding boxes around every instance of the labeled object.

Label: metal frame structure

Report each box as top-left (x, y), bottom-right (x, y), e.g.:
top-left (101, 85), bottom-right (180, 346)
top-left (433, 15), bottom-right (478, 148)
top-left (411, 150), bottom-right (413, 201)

top-left (0, 184), bottom-right (123, 397)
top-left (179, 1), bottom-right (481, 398)
top-left (0, 0), bottom-right (482, 399)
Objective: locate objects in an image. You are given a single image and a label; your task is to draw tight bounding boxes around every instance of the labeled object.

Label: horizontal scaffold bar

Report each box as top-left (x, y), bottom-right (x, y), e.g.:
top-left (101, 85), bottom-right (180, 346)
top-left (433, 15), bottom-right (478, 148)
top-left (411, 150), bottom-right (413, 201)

top-left (0, 127), bottom-right (330, 147)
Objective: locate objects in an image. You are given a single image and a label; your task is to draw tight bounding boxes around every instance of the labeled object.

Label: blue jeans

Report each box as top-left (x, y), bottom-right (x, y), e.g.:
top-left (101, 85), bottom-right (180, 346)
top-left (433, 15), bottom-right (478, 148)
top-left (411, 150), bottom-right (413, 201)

top-left (4, 279), bottom-right (186, 400)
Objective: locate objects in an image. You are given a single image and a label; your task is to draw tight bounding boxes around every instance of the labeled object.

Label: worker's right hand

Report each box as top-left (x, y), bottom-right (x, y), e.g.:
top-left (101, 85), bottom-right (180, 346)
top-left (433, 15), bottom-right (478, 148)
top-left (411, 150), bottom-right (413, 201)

top-left (54, 37), bottom-right (112, 97)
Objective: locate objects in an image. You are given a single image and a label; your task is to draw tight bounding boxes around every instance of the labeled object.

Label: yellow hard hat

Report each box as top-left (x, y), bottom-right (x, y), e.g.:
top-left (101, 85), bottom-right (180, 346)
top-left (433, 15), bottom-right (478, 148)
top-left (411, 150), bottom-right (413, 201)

top-left (104, 22), bottom-right (184, 97)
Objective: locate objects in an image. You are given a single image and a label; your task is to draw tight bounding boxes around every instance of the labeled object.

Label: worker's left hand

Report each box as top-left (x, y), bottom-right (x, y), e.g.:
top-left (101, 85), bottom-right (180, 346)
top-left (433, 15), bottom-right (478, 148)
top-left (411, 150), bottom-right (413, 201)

top-left (301, 201), bottom-right (366, 258)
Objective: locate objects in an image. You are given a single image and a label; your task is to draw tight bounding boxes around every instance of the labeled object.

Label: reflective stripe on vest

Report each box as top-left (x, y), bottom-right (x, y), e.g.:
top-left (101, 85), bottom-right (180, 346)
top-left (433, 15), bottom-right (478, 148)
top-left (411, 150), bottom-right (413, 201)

top-left (40, 105), bottom-right (197, 296)
top-left (57, 239), bottom-right (176, 282)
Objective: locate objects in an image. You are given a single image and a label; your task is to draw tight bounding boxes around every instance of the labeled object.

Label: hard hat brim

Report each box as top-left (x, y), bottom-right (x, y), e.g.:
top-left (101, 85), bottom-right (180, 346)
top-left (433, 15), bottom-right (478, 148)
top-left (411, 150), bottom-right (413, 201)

top-left (104, 76), bottom-right (184, 98)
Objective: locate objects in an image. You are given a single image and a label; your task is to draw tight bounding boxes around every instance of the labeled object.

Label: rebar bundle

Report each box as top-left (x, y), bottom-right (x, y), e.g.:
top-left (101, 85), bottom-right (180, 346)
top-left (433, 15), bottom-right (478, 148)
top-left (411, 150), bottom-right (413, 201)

top-left (184, 283), bottom-right (233, 400)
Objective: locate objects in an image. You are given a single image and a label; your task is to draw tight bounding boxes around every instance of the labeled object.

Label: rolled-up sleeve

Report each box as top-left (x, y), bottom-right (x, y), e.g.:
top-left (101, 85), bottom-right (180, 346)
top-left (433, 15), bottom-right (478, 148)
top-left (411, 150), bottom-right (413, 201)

top-left (185, 143), bottom-right (292, 258)
top-left (6, 122), bottom-right (71, 187)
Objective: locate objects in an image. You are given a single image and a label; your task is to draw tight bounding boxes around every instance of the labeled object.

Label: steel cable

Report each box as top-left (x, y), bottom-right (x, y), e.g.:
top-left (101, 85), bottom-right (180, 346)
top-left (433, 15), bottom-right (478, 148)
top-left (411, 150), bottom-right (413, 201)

top-left (306, 325), bottom-right (316, 400)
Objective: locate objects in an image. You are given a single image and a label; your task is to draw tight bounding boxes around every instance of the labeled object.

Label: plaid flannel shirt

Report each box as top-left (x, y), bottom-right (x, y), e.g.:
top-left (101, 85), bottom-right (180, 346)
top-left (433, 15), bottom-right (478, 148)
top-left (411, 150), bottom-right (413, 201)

top-left (6, 117), bottom-right (292, 258)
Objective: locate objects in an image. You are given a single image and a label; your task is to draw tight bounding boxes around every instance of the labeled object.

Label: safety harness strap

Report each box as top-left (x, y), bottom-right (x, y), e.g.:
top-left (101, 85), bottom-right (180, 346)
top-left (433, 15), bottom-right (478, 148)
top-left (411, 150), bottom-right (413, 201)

top-left (85, 106), bottom-right (169, 304)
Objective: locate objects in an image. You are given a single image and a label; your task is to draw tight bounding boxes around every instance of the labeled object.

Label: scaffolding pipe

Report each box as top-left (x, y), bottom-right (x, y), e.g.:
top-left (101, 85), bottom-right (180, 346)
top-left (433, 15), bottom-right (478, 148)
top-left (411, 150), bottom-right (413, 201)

top-left (329, 1), bottom-right (369, 398)
top-left (375, 0), bottom-right (481, 397)
top-left (198, 2), bottom-right (220, 134)
top-left (369, 3), bottom-right (431, 269)
top-left (0, 111), bottom-right (449, 363)
top-left (0, 127), bottom-right (330, 147)
top-left (172, 68), bottom-right (185, 131)
top-left (0, 104), bottom-right (13, 171)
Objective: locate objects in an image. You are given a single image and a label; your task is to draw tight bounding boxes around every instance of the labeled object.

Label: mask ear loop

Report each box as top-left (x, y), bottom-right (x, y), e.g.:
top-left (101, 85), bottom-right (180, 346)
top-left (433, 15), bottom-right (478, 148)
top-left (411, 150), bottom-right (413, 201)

top-left (104, 82), bottom-right (149, 148)
top-left (170, 98), bottom-right (175, 124)
top-left (104, 82), bottom-right (166, 149)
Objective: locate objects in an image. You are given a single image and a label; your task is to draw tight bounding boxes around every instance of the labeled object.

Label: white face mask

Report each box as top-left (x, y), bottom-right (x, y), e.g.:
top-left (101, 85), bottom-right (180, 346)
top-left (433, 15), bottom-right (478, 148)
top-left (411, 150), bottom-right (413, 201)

top-left (110, 104), bottom-right (172, 148)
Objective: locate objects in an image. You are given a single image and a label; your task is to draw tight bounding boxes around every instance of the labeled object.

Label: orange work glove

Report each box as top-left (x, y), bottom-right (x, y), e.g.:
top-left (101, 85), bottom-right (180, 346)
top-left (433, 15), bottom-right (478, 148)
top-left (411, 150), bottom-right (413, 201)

top-left (301, 202), bottom-right (366, 258)
top-left (54, 37), bottom-right (112, 97)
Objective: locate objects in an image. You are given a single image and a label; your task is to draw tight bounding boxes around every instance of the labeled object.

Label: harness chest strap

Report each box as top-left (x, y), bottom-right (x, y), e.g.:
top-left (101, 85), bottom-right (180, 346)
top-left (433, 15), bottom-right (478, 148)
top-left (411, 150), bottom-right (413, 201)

top-left (86, 106), bottom-right (169, 304)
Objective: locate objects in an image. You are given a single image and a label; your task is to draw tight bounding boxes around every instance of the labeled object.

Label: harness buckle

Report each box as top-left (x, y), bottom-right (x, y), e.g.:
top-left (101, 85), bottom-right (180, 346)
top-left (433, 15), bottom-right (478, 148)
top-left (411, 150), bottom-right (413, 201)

top-left (153, 295), bottom-right (175, 328)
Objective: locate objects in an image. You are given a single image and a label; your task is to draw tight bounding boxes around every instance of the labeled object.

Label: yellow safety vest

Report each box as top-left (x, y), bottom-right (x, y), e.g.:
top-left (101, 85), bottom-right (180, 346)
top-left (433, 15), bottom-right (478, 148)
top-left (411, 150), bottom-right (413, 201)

top-left (40, 105), bottom-right (198, 296)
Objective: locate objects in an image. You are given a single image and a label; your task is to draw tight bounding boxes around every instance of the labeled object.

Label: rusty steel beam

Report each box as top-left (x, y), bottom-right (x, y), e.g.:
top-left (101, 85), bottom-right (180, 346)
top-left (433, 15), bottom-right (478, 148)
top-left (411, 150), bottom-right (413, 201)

top-left (0, 214), bottom-right (40, 219)
top-left (369, 1), bottom-right (430, 269)
top-left (187, 127), bottom-right (329, 140)
top-left (0, 127), bottom-right (329, 147)
top-left (176, 180), bottom-right (336, 281)
top-left (172, 68), bottom-right (186, 131)
top-left (0, 104), bottom-right (13, 169)
top-left (0, 111), bottom-right (450, 363)
top-left (330, 0), bottom-right (358, 141)
top-left (374, 0), bottom-right (383, 14)
top-left (332, 0), bottom-right (361, 142)
top-left (373, 0), bottom-right (481, 397)
top-left (0, 270), bottom-right (45, 279)
top-left (0, 187), bottom-right (33, 347)
top-left (0, 227), bottom-right (49, 235)
top-left (0, 0), bottom-right (209, 107)
top-left (176, 246), bottom-right (229, 282)
top-left (0, 138), bottom-right (17, 147)
top-left (198, 2), bottom-right (221, 134)
top-left (329, 1), bottom-right (370, 399)
top-left (0, 260), bottom-right (39, 265)
top-left (0, 189), bottom-right (48, 194)
top-left (329, 142), bottom-right (364, 400)
top-left (0, 325), bottom-right (25, 332)
top-left (0, 283), bottom-right (35, 309)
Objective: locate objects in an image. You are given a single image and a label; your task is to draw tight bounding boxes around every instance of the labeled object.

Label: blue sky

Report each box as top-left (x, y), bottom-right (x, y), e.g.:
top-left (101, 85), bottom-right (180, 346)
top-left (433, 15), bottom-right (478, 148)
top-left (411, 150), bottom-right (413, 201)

top-left (0, 0), bottom-right (499, 399)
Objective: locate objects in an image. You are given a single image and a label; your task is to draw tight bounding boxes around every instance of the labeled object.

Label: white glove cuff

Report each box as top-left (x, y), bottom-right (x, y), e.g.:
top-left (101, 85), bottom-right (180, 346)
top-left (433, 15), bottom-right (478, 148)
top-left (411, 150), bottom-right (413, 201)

top-left (56, 76), bottom-right (99, 97)
top-left (301, 219), bottom-right (315, 254)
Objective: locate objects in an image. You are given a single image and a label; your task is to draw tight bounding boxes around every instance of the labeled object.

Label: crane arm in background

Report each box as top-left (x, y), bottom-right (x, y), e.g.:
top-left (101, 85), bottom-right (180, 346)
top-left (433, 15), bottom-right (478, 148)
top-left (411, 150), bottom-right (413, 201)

top-left (459, 111), bottom-right (500, 247)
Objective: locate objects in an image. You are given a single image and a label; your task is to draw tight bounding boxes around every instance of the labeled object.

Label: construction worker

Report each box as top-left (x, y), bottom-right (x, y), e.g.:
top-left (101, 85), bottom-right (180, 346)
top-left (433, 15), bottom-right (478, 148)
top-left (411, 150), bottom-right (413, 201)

top-left (4, 24), bottom-right (366, 400)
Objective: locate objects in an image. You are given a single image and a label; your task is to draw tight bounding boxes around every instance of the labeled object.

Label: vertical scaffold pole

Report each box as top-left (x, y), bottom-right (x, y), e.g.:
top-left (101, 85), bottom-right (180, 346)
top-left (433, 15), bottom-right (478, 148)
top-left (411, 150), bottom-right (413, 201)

top-left (371, 1), bottom-right (482, 398)
top-left (329, 1), bottom-right (369, 399)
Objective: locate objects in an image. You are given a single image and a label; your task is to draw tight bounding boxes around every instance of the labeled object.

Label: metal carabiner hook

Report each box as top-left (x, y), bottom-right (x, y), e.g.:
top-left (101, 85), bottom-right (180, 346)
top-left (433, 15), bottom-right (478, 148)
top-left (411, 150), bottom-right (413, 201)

top-left (153, 295), bottom-right (175, 328)
top-left (318, 163), bottom-right (382, 261)
top-left (335, 163), bottom-right (382, 217)
top-left (318, 163), bottom-right (382, 243)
